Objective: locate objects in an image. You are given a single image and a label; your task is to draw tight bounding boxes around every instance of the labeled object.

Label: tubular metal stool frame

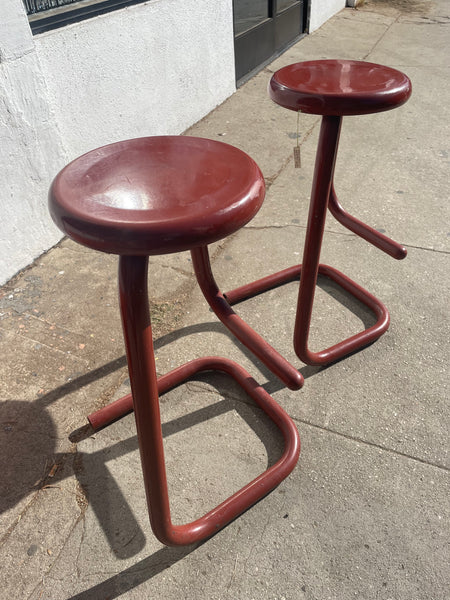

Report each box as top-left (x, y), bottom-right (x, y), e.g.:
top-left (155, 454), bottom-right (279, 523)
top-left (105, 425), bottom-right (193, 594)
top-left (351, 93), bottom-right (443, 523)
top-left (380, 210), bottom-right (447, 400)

top-left (49, 136), bottom-right (300, 547)
top-left (213, 60), bottom-right (411, 367)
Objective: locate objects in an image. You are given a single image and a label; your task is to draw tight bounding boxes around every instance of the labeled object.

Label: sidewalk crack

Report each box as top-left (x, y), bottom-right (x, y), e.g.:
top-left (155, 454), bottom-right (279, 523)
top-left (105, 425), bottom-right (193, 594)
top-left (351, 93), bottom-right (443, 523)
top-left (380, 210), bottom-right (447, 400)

top-left (402, 243), bottom-right (450, 255)
top-left (363, 12), bottom-right (401, 60)
top-left (147, 259), bottom-right (193, 278)
top-left (293, 417), bottom-right (449, 471)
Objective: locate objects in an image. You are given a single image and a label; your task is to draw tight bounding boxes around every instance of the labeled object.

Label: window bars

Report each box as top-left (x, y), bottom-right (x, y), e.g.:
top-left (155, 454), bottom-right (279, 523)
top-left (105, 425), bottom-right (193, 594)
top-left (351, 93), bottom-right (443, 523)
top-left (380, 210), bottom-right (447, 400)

top-left (23, 0), bottom-right (80, 14)
top-left (23, 0), bottom-right (149, 34)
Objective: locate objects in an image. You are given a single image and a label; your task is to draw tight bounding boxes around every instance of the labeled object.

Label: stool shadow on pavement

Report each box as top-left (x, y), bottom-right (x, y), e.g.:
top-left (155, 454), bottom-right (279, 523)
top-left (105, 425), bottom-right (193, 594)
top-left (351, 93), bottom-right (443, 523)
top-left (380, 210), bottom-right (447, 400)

top-left (0, 357), bottom-right (126, 528)
top-left (66, 544), bottom-right (198, 600)
top-left (0, 400), bottom-right (57, 518)
top-left (2, 366), bottom-right (284, 590)
top-left (0, 325), bottom-right (266, 520)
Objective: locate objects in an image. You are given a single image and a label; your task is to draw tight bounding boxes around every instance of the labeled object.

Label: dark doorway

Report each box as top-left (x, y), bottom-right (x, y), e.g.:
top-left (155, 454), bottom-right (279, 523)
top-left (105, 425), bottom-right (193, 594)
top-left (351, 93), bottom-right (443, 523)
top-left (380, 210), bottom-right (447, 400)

top-left (233, 1), bottom-right (308, 82)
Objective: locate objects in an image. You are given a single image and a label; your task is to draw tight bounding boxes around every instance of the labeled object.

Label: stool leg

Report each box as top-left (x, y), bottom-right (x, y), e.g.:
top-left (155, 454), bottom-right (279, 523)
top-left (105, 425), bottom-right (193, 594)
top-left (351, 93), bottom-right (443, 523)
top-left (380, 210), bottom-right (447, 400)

top-left (293, 116), bottom-right (341, 364)
top-left (118, 255), bottom-right (172, 544)
top-left (293, 115), bottom-right (342, 363)
top-left (293, 116), bottom-right (390, 365)
top-left (114, 255), bottom-right (300, 546)
top-left (191, 246), bottom-right (304, 390)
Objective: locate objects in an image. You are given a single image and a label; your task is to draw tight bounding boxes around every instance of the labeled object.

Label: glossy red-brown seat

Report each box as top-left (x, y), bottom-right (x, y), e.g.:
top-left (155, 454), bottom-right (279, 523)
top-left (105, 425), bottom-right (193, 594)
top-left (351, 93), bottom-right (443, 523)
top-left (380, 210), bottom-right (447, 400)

top-left (50, 136), bottom-right (265, 255)
top-left (50, 136), bottom-right (304, 390)
top-left (49, 135), bottom-right (300, 546)
top-left (268, 59), bottom-right (411, 115)
top-left (224, 60), bottom-right (412, 366)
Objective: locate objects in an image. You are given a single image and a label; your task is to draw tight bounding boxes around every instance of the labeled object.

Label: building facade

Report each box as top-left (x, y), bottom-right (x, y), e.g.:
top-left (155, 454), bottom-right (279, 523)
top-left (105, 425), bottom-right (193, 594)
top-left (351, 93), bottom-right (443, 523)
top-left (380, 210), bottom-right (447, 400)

top-left (0, 0), bottom-right (345, 284)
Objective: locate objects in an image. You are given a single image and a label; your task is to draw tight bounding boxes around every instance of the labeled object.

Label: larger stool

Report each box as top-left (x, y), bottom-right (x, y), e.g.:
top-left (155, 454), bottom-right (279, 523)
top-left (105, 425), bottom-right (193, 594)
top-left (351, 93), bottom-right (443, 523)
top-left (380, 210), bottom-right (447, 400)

top-left (222, 60), bottom-right (412, 366)
top-left (49, 136), bottom-right (300, 547)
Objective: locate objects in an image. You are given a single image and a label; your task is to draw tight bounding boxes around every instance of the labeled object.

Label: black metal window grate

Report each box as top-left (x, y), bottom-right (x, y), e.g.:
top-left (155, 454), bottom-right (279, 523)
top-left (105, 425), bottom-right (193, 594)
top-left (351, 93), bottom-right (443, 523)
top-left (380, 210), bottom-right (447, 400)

top-left (24, 0), bottom-right (81, 14)
top-left (23, 0), bottom-right (151, 34)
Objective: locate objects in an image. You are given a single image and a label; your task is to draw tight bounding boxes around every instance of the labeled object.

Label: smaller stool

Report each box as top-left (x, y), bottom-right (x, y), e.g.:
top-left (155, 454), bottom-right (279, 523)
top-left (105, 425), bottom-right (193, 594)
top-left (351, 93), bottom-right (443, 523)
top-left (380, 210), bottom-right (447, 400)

top-left (224, 60), bottom-right (412, 366)
top-left (49, 136), bottom-right (300, 546)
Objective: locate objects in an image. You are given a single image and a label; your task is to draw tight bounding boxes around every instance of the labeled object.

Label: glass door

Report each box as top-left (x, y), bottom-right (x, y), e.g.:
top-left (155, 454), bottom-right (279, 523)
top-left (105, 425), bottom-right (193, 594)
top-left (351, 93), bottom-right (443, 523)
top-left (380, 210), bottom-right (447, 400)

top-left (234, 0), bottom-right (307, 82)
top-left (234, 0), bottom-right (270, 36)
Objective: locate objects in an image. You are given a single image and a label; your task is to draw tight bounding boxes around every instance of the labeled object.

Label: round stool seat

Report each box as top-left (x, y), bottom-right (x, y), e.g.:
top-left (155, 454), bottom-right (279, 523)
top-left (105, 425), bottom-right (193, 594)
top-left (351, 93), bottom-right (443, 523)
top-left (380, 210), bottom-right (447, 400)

top-left (49, 136), bottom-right (265, 255)
top-left (269, 59), bottom-right (412, 116)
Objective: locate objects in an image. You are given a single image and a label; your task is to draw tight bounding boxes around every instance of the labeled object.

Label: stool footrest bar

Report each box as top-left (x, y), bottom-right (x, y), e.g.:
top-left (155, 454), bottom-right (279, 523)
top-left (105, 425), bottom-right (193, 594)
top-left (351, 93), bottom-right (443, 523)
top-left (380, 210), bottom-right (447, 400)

top-left (89, 356), bottom-right (300, 546)
top-left (328, 185), bottom-right (407, 260)
top-left (294, 264), bottom-right (389, 365)
top-left (223, 262), bottom-right (390, 368)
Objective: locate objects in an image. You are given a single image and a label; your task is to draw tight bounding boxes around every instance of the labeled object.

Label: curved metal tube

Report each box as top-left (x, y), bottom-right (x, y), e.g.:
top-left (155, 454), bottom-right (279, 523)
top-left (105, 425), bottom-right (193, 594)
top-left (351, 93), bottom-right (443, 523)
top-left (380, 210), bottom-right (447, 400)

top-left (328, 184), bottom-right (407, 260)
top-left (191, 246), bottom-right (304, 391)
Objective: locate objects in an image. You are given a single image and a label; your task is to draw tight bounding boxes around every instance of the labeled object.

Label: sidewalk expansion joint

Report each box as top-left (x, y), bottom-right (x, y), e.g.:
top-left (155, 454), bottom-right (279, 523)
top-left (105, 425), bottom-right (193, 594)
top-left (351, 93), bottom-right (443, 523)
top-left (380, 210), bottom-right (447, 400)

top-left (363, 11), bottom-right (401, 61)
top-left (147, 259), bottom-right (193, 278)
top-left (264, 154), bottom-right (294, 190)
top-left (0, 324), bottom-right (90, 362)
top-left (24, 311), bottom-right (85, 338)
top-left (401, 16), bottom-right (450, 25)
top-left (292, 416), bottom-right (449, 472)
top-left (244, 225), bottom-right (359, 241)
top-left (402, 243), bottom-right (450, 255)
top-left (245, 224), bottom-right (303, 231)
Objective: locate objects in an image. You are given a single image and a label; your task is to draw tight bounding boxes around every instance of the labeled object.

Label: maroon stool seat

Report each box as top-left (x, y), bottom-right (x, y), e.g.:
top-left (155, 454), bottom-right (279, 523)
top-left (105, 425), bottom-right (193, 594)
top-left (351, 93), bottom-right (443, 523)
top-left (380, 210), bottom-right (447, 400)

top-left (268, 59), bottom-right (411, 116)
top-left (49, 135), bottom-right (300, 546)
top-left (52, 136), bottom-right (303, 391)
top-left (223, 60), bottom-right (412, 366)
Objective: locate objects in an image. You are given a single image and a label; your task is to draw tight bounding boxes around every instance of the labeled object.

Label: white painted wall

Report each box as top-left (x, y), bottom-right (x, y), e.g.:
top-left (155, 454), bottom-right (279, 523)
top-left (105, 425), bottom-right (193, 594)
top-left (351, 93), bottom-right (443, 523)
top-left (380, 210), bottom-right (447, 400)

top-left (0, 0), bottom-right (236, 285)
top-left (35, 0), bottom-right (236, 158)
top-left (309, 0), bottom-right (345, 32)
top-left (0, 0), bottom-right (67, 285)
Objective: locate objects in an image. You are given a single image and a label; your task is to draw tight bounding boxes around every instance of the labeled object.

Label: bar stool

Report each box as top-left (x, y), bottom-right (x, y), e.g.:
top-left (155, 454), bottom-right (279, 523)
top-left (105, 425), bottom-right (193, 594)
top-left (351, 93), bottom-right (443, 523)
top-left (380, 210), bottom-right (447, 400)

top-left (49, 136), bottom-right (300, 547)
top-left (222, 60), bottom-right (412, 366)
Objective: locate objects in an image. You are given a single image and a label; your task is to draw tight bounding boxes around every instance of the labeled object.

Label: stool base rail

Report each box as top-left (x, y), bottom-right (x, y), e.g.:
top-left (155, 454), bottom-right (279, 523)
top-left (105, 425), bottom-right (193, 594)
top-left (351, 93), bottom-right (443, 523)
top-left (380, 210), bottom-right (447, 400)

top-left (215, 115), bottom-right (405, 367)
top-left (224, 263), bottom-right (389, 366)
top-left (88, 255), bottom-right (300, 547)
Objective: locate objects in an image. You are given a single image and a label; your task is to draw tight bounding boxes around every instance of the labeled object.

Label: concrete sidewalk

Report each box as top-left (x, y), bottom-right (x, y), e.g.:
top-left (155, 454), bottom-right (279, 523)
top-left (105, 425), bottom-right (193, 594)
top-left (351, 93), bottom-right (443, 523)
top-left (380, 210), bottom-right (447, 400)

top-left (1, 1), bottom-right (448, 598)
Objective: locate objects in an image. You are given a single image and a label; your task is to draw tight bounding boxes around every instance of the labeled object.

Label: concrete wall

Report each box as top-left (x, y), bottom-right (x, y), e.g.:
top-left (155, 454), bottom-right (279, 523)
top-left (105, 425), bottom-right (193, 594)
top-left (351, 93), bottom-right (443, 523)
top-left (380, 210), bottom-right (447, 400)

top-left (0, 1), bottom-right (67, 286)
top-left (0, 0), bottom-right (236, 285)
top-left (309, 0), bottom-right (345, 32)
